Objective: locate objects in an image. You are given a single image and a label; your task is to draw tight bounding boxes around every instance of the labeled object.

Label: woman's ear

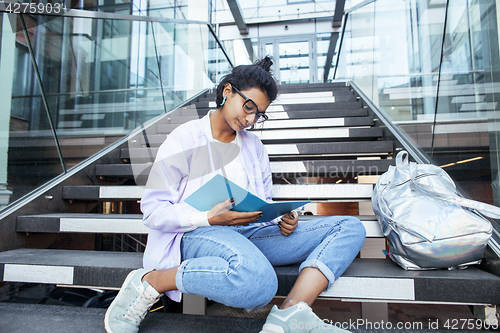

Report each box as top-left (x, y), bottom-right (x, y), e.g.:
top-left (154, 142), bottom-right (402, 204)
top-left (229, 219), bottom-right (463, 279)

top-left (223, 83), bottom-right (232, 97)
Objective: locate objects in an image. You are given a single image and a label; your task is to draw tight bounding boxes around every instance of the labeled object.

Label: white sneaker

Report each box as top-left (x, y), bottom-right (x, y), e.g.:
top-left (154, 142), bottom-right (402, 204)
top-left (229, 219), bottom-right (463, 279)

top-left (104, 268), bottom-right (160, 333)
top-left (260, 302), bottom-right (350, 332)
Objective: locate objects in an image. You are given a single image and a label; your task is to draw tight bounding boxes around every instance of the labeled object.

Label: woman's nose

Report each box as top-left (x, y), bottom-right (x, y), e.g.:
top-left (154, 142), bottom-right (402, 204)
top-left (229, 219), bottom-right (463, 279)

top-left (246, 113), bottom-right (256, 125)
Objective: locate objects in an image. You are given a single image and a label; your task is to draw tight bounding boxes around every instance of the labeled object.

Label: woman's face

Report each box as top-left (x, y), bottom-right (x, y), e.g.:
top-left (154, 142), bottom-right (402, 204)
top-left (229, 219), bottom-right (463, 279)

top-left (221, 84), bottom-right (271, 132)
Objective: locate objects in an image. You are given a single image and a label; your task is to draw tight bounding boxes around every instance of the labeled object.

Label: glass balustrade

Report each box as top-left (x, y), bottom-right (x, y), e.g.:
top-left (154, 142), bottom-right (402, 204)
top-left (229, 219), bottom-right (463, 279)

top-left (335, 0), bottom-right (500, 244)
top-left (0, 9), bottom-right (231, 211)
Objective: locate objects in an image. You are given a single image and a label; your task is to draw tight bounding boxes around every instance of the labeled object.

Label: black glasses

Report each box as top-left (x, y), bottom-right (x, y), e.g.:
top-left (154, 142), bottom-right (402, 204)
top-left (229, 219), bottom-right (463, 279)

top-left (232, 86), bottom-right (268, 123)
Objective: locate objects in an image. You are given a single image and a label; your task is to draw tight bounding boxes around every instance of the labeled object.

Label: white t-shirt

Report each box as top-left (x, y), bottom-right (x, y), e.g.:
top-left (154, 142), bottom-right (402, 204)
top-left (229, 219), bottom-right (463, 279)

top-left (208, 111), bottom-right (254, 194)
top-left (218, 135), bottom-right (251, 192)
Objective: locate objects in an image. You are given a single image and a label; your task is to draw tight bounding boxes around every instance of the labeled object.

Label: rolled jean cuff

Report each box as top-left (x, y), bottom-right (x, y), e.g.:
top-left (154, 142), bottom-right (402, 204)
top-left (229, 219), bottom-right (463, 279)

top-left (299, 259), bottom-right (336, 290)
top-left (175, 259), bottom-right (190, 294)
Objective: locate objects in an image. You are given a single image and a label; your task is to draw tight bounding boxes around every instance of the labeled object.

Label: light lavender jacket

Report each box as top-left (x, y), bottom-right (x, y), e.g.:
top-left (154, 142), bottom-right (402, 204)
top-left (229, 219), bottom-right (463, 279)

top-left (141, 112), bottom-right (273, 301)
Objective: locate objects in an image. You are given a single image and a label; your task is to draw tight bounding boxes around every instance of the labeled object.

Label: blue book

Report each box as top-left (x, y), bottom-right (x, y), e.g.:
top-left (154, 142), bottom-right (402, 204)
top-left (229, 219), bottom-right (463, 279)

top-left (184, 174), bottom-right (310, 223)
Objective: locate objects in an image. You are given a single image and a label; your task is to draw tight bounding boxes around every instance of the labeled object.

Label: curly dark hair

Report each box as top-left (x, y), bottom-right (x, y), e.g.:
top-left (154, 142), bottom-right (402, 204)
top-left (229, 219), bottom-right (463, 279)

top-left (216, 56), bottom-right (278, 108)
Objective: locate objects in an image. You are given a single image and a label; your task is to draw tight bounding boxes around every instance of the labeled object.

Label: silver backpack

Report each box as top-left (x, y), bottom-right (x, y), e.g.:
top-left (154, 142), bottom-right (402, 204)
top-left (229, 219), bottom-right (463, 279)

top-left (372, 151), bottom-right (495, 270)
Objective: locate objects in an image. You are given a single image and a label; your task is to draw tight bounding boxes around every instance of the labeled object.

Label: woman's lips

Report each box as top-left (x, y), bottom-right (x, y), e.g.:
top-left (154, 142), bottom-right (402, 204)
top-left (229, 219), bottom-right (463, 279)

top-left (237, 119), bottom-right (247, 129)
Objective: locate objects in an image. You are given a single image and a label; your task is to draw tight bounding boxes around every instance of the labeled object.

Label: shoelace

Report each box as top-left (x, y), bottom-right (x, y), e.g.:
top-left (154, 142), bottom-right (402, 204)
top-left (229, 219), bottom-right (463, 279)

top-left (123, 290), bottom-right (158, 324)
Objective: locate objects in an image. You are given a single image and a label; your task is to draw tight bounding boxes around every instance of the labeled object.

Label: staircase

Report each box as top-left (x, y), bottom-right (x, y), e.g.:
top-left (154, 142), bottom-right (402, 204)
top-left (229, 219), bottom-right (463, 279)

top-left (1, 82), bottom-right (499, 332)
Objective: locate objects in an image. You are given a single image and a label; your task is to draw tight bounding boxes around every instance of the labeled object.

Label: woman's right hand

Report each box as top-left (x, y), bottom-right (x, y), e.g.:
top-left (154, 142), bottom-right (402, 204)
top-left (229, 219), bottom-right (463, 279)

top-left (207, 199), bottom-right (262, 226)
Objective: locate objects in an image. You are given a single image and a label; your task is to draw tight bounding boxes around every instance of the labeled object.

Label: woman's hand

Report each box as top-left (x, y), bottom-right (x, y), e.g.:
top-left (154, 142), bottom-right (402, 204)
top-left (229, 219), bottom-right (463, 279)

top-left (278, 211), bottom-right (298, 236)
top-left (208, 199), bottom-right (262, 226)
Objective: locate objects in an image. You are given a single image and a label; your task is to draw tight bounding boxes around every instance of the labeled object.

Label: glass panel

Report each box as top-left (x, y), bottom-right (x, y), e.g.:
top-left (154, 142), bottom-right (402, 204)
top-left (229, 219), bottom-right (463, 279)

top-left (140, 0), bottom-right (207, 21)
top-left (210, 37), bottom-right (232, 85)
top-left (0, 14), bottom-right (64, 208)
top-left (221, 39), bottom-right (252, 66)
top-left (265, 42), bottom-right (273, 57)
top-left (151, 22), bottom-right (216, 102)
top-left (0, 11), bottom-right (230, 212)
top-left (24, 15), bottom-right (163, 169)
top-left (431, 0), bottom-right (500, 233)
top-left (338, 2), bottom-right (376, 100)
top-left (336, 0), bottom-right (500, 237)
top-left (336, 0), bottom-right (446, 145)
top-left (279, 40), bottom-right (310, 84)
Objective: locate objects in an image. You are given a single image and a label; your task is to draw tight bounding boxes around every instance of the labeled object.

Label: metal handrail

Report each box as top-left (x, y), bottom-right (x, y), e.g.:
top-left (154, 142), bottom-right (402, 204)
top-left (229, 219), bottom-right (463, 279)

top-left (332, 11), bottom-right (348, 80)
top-left (207, 23), bottom-right (234, 68)
top-left (430, 0), bottom-right (450, 164)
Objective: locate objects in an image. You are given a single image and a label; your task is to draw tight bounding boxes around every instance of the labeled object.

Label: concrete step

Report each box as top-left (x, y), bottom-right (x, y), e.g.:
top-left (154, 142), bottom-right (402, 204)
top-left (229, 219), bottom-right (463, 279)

top-left (0, 302), bottom-right (482, 333)
top-left (0, 248), bottom-right (141, 289)
top-left (270, 159), bottom-right (393, 176)
top-left (196, 90), bottom-right (357, 104)
top-left (195, 107), bottom-right (370, 119)
top-left (16, 213), bottom-right (149, 234)
top-left (253, 127), bottom-right (383, 144)
top-left (153, 116), bottom-right (375, 134)
top-left (61, 183), bottom-right (374, 201)
top-left (250, 117), bottom-right (374, 130)
top-left (15, 214), bottom-right (383, 237)
top-left (138, 127), bottom-right (382, 147)
top-left (272, 183), bottom-right (373, 200)
top-left (265, 141), bottom-right (393, 157)
top-left (277, 258), bottom-right (500, 305)
top-left (194, 100), bottom-right (362, 112)
top-left (0, 303), bottom-right (266, 333)
top-left (95, 160), bottom-right (393, 183)
top-left (283, 100), bottom-right (363, 111)
top-left (278, 82), bottom-right (348, 93)
top-left (1, 249), bottom-right (499, 304)
top-left (274, 92), bottom-right (336, 104)
top-left (122, 141), bottom-right (394, 161)
top-left (333, 92), bottom-right (358, 102)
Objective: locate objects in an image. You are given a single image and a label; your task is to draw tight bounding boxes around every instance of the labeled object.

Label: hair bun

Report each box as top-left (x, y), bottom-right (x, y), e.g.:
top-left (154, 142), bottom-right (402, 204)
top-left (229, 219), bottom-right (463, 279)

top-left (255, 56), bottom-right (273, 73)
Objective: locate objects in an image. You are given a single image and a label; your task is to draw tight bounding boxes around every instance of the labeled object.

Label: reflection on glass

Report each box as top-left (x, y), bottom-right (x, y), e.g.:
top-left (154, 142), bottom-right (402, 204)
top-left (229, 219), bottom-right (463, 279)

top-left (135, 0), bottom-right (207, 21)
top-left (431, 0), bottom-right (500, 215)
top-left (265, 42), bottom-right (273, 57)
top-left (262, 38), bottom-right (315, 84)
top-left (335, 0), bottom-right (500, 223)
top-left (349, 2), bottom-right (376, 102)
top-left (0, 10), bottom-right (229, 212)
top-left (1, 14), bottom-right (65, 207)
top-left (279, 41), bottom-right (310, 84)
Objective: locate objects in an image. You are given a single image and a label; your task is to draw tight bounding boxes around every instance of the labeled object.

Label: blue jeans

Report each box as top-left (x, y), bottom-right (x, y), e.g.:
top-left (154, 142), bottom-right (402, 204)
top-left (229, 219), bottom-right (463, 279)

top-left (176, 216), bottom-right (366, 310)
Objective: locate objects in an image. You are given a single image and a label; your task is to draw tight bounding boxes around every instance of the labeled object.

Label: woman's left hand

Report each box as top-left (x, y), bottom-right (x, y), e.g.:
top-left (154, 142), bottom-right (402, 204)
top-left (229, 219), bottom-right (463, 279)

top-left (278, 211), bottom-right (298, 236)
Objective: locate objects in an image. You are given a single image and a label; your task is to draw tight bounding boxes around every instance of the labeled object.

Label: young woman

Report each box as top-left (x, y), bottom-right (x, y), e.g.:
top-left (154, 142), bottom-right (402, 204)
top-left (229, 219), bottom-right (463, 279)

top-left (105, 57), bottom-right (366, 333)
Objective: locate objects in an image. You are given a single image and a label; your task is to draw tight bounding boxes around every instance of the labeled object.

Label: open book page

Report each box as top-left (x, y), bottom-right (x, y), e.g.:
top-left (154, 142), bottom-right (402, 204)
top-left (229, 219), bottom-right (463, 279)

top-left (184, 174), bottom-right (310, 223)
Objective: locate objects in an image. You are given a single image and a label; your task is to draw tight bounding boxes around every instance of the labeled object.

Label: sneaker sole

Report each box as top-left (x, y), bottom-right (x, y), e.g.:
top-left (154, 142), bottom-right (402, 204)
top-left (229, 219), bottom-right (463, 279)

top-left (104, 269), bottom-right (142, 333)
top-left (259, 323), bottom-right (285, 333)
